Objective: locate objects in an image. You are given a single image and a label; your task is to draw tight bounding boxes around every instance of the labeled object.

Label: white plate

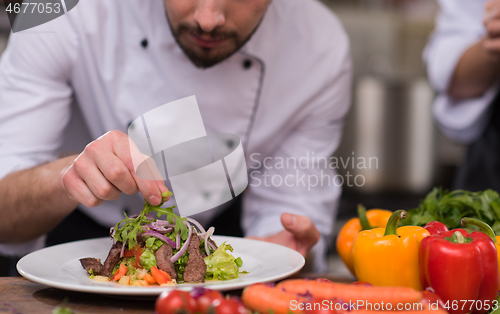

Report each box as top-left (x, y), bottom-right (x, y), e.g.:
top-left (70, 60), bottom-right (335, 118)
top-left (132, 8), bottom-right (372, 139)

top-left (17, 235), bottom-right (304, 296)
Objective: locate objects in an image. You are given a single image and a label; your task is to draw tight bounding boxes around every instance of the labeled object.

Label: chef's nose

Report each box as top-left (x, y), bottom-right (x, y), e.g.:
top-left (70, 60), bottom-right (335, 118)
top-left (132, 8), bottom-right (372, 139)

top-left (193, 0), bottom-right (225, 33)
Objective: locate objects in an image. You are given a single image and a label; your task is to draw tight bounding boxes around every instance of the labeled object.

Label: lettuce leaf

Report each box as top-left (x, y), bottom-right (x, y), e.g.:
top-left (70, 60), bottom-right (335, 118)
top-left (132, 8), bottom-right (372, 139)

top-left (204, 242), bottom-right (240, 281)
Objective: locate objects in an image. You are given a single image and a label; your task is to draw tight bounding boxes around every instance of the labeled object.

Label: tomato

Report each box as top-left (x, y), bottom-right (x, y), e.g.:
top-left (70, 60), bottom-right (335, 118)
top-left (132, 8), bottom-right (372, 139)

top-left (155, 290), bottom-right (198, 314)
top-left (123, 247), bottom-right (136, 257)
top-left (213, 298), bottom-right (248, 314)
top-left (195, 289), bottom-right (224, 313)
top-left (133, 247), bottom-right (143, 268)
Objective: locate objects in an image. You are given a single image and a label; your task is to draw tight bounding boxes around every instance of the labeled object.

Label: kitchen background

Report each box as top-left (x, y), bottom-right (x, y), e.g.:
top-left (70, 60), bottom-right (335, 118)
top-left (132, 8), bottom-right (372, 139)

top-left (0, 0), bottom-right (465, 277)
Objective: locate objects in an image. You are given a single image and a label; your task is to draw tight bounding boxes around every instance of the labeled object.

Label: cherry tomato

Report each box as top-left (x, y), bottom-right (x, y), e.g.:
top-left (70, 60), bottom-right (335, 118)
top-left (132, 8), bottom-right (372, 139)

top-left (155, 290), bottom-right (198, 314)
top-left (213, 298), bottom-right (248, 314)
top-left (196, 289), bottom-right (224, 313)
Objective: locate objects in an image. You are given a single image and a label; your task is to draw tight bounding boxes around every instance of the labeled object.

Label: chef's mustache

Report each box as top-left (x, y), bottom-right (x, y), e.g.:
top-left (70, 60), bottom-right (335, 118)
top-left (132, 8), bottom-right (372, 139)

top-left (176, 23), bottom-right (239, 41)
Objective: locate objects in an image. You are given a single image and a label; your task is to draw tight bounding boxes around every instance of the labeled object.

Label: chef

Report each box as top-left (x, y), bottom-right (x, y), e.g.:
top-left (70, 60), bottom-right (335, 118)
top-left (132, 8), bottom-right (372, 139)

top-left (0, 0), bottom-right (351, 274)
top-left (425, 0), bottom-right (500, 192)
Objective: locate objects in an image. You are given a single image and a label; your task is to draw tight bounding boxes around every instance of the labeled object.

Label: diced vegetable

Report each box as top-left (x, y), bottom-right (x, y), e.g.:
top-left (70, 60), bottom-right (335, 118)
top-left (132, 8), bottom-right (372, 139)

top-left (143, 273), bottom-right (156, 285)
top-left (151, 266), bottom-right (172, 285)
top-left (118, 275), bottom-right (130, 285)
top-left (112, 262), bottom-right (127, 281)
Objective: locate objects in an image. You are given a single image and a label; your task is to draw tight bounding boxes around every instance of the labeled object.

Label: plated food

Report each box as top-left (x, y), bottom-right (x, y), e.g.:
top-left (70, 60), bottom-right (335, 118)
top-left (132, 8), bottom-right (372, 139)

top-left (79, 193), bottom-right (243, 286)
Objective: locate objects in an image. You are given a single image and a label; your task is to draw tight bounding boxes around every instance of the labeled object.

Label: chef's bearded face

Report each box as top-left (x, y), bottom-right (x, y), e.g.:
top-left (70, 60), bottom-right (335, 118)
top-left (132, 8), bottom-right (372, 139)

top-left (164, 0), bottom-right (271, 69)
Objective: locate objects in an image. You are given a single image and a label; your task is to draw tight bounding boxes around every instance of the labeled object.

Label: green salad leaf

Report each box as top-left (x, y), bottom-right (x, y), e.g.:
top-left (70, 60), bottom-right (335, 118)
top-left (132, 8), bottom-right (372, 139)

top-left (139, 248), bottom-right (157, 270)
top-left (402, 187), bottom-right (500, 233)
top-left (204, 242), bottom-right (241, 281)
top-left (113, 199), bottom-right (187, 250)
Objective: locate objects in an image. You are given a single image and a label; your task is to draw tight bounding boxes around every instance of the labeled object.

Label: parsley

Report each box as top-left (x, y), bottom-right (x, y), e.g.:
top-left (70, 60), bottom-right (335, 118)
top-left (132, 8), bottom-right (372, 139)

top-left (401, 187), bottom-right (500, 233)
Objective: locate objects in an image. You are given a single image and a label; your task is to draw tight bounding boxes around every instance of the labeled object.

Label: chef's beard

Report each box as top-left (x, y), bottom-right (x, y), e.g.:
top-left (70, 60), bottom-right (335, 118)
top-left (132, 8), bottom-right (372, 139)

top-left (168, 20), bottom-right (260, 69)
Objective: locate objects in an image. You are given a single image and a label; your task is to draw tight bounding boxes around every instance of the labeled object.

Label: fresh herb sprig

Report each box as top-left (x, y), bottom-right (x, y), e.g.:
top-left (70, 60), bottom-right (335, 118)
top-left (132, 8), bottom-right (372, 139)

top-left (401, 187), bottom-right (500, 233)
top-left (113, 190), bottom-right (189, 249)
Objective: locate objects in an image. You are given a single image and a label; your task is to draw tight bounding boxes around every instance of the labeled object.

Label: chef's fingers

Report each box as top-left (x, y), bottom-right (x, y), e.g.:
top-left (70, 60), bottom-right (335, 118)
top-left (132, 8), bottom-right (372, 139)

top-left (486, 0), bottom-right (500, 21)
top-left (111, 131), bottom-right (166, 206)
top-left (484, 37), bottom-right (500, 53)
top-left (62, 164), bottom-right (105, 207)
top-left (281, 213), bottom-right (320, 255)
top-left (485, 19), bottom-right (500, 38)
top-left (94, 152), bottom-right (138, 196)
top-left (72, 153), bottom-right (122, 202)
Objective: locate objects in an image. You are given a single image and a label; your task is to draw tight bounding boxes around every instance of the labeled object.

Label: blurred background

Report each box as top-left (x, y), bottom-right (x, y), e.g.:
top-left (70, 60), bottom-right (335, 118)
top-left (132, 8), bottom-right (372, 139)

top-left (0, 1), bottom-right (467, 277)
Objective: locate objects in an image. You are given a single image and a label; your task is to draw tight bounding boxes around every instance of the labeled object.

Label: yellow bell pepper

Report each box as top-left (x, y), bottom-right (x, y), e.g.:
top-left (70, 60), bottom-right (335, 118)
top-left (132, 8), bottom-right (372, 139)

top-left (352, 210), bottom-right (430, 290)
top-left (336, 205), bottom-right (392, 275)
top-left (461, 217), bottom-right (500, 291)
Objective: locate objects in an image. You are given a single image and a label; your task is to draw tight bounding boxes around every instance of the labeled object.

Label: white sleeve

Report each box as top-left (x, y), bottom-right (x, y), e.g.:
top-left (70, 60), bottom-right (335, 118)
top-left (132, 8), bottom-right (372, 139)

top-left (425, 0), bottom-right (499, 144)
top-left (0, 17), bottom-right (76, 256)
top-left (242, 42), bottom-right (352, 273)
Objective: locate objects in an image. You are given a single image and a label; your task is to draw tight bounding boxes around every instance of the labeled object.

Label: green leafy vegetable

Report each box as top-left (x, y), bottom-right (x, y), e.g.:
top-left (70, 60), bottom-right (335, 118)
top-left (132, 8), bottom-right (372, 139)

top-left (204, 242), bottom-right (241, 281)
top-left (113, 199), bottom-right (187, 250)
top-left (145, 238), bottom-right (164, 251)
top-left (139, 248), bottom-right (157, 270)
top-left (402, 187), bottom-right (500, 233)
top-left (235, 257), bottom-right (243, 267)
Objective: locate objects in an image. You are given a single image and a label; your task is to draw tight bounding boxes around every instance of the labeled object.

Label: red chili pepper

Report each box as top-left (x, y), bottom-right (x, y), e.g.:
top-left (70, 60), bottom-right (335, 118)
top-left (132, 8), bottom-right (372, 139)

top-left (419, 229), bottom-right (499, 314)
top-left (423, 221), bottom-right (449, 235)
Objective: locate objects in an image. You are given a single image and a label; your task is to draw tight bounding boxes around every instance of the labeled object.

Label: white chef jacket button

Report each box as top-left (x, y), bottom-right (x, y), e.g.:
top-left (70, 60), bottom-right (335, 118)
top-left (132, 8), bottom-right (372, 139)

top-left (141, 38), bottom-right (148, 48)
top-left (243, 59), bottom-right (252, 69)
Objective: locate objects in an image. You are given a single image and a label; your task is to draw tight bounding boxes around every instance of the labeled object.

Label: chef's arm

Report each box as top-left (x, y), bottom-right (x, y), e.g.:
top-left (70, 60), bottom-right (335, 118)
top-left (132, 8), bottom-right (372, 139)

top-left (448, 39), bottom-right (500, 100)
top-left (448, 1), bottom-right (500, 100)
top-left (0, 157), bottom-right (78, 243)
top-left (0, 131), bottom-right (170, 243)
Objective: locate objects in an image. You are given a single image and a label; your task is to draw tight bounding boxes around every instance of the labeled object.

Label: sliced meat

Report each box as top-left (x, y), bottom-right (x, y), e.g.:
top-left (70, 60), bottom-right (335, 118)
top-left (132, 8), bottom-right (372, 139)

top-left (102, 241), bottom-right (123, 277)
top-left (136, 234), bottom-right (146, 247)
top-left (79, 258), bottom-right (103, 275)
top-left (155, 243), bottom-right (177, 280)
top-left (183, 234), bottom-right (206, 283)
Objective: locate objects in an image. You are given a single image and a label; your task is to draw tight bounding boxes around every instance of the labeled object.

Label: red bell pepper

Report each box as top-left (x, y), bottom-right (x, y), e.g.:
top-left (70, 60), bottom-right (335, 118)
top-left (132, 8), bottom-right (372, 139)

top-left (423, 221), bottom-right (449, 235)
top-left (419, 229), bottom-right (499, 314)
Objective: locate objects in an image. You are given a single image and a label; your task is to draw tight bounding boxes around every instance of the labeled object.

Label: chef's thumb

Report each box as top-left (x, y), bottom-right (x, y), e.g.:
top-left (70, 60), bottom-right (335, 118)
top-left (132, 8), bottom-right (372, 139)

top-left (281, 213), bottom-right (320, 246)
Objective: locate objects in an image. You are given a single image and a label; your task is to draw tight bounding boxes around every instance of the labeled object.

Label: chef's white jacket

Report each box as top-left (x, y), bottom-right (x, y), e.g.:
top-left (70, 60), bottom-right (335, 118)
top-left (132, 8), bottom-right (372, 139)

top-left (425, 0), bottom-right (500, 144)
top-left (0, 0), bottom-right (351, 272)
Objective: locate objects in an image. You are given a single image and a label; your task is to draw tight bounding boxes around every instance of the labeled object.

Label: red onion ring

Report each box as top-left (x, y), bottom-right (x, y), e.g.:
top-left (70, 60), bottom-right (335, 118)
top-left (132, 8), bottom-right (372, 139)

top-left (120, 241), bottom-right (126, 258)
top-left (186, 217), bottom-right (206, 233)
top-left (171, 222), bottom-right (193, 263)
top-left (148, 222), bottom-right (174, 233)
top-left (141, 230), bottom-right (176, 248)
top-left (175, 229), bottom-right (180, 250)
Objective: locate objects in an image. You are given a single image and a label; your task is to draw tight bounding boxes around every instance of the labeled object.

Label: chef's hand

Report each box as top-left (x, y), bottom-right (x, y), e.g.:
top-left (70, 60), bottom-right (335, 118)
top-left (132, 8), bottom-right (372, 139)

top-left (484, 0), bottom-right (500, 53)
top-left (61, 130), bottom-right (170, 208)
top-left (247, 213), bottom-right (320, 257)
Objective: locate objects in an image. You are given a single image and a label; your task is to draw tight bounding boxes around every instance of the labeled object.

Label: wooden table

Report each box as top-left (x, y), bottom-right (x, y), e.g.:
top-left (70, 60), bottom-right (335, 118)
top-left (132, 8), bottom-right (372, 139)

top-left (0, 275), bottom-right (353, 314)
top-left (0, 277), bottom-right (156, 314)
